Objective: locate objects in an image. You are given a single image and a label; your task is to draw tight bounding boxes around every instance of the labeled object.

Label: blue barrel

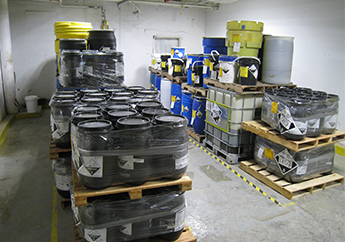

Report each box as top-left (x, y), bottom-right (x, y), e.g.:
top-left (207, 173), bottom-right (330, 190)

top-left (186, 54), bottom-right (203, 85)
top-left (155, 75), bottom-right (162, 91)
top-left (203, 37), bottom-right (227, 55)
top-left (192, 95), bottom-right (207, 134)
top-left (181, 90), bottom-right (193, 126)
top-left (150, 72), bottom-right (156, 90)
top-left (170, 83), bottom-right (182, 115)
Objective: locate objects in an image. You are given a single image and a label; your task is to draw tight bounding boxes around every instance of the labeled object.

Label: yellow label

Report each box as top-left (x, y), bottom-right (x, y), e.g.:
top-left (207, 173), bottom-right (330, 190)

top-left (271, 101), bottom-right (278, 114)
top-left (161, 62), bottom-right (166, 68)
top-left (192, 110), bottom-right (196, 118)
top-left (152, 59), bottom-right (157, 65)
top-left (219, 68), bottom-right (223, 77)
top-left (174, 65), bottom-right (181, 72)
top-left (205, 59), bottom-right (210, 67)
top-left (232, 34), bottom-right (241, 43)
top-left (181, 104), bottom-right (184, 113)
top-left (265, 148), bottom-right (274, 160)
top-left (171, 49), bottom-right (174, 56)
top-left (192, 73), bottom-right (195, 81)
top-left (171, 95), bottom-right (176, 103)
top-left (150, 83), bottom-right (152, 88)
top-left (210, 62), bottom-right (214, 71)
top-left (240, 66), bottom-right (248, 78)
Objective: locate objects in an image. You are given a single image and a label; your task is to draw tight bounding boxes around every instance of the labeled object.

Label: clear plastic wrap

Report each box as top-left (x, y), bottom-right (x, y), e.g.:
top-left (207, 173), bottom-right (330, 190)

top-left (52, 157), bottom-right (72, 199)
top-left (74, 187), bottom-right (186, 242)
top-left (49, 94), bottom-right (79, 148)
top-left (254, 136), bottom-right (334, 182)
top-left (71, 114), bottom-right (189, 189)
top-left (261, 88), bottom-right (339, 140)
top-left (59, 50), bottom-right (124, 88)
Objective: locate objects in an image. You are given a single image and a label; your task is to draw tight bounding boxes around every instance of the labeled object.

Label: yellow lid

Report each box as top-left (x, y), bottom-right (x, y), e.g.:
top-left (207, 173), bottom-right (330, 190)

top-left (55, 33), bottom-right (89, 39)
top-left (227, 20), bottom-right (264, 31)
top-left (54, 21), bottom-right (92, 27)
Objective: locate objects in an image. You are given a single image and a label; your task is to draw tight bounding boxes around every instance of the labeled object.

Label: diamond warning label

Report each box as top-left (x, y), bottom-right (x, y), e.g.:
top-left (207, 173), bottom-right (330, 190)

top-left (84, 228), bottom-right (106, 242)
top-left (78, 156), bottom-right (103, 178)
top-left (274, 149), bottom-right (298, 175)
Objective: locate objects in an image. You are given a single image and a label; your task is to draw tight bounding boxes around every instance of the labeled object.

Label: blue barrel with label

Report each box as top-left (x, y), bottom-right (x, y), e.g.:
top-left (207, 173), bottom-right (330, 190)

top-left (192, 95), bottom-right (207, 134)
top-left (186, 54), bottom-right (203, 85)
top-left (155, 75), bottom-right (162, 91)
top-left (170, 83), bottom-right (182, 115)
top-left (181, 90), bottom-right (193, 126)
top-left (150, 72), bottom-right (156, 90)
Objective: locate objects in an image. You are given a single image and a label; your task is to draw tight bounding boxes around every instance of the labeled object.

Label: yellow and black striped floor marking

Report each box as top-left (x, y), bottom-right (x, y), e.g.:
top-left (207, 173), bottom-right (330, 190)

top-left (189, 138), bottom-right (295, 207)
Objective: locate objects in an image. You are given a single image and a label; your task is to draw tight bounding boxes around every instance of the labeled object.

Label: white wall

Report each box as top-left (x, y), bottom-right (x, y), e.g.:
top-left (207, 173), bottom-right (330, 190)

top-left (8, 0), bottom-right (205, 104)
top-left (205, 0), bottom-right (345, 133)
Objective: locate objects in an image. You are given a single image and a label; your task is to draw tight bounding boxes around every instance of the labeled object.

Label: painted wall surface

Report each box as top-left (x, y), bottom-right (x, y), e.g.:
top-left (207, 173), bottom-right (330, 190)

top-left (8, 0), bottom-right (205, 104)
top-left (205, 0), bottom-right (345, 133)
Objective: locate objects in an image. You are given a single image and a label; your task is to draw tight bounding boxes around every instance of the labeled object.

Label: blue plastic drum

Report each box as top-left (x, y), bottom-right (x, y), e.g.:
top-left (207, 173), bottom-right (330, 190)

top-left (186, 54), bottom-right (203, 85)
top-left (155, 75), bottom-right (162, 91)
top-left (170, 83), bottom-right (182, 115)
top-left (181, 90), bottom-right (193, 126)
top-left (192, 95), bottom-right (207, 134)
top-left (150, 72), bottom-right (156, 90)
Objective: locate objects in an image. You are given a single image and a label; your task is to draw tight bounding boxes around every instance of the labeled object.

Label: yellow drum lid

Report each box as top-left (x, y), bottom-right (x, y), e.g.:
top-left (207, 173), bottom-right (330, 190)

top-left (227, 20), bottom-right (264, 31)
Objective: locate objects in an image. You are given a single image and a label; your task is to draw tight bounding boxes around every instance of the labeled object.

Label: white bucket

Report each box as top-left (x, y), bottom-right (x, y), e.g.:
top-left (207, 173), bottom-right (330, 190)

top-left (218, 56), bottom-right (238, 84)
top-left (160, 78), bottom-right (172, 109)
top-left (261, 36), bottom-right (294, 84)
top-left (25, 95), bottom-right (39, 113)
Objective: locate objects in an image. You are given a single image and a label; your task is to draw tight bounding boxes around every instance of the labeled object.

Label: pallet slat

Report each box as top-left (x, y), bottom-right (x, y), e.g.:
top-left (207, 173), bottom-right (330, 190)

top-left (72, 165), bottom-right (192, 207)
top-left (241, 120), bottom-right (345, 152)
top-left (181, 83), bottom-right (208, 97)
top-left (240, 160), bottom-right (344, 199)
top-left (188, 127), bottom-right (205, 143)
top-left (204, 78), bottom-right (296, 94)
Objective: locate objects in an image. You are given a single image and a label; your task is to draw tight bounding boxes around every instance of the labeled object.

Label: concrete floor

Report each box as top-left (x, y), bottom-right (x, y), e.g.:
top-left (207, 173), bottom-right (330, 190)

top-left (0, 108), bottom-right (344, 241)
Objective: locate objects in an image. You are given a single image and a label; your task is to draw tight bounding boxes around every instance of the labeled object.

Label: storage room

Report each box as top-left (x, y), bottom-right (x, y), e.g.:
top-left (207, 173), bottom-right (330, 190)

top-left (0, 0), bottom-right (344, 241)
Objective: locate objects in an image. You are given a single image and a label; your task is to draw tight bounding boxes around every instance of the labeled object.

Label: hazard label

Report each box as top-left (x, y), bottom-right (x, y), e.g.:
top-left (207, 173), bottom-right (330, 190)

top-left (84, 228), bottom-right (106, 242)
top-left (274, 149), bottom-right (298, 175)
top-left (118, 156), bottom-right (145, 170)
top-left (78, 156), bottom-right (103, 178)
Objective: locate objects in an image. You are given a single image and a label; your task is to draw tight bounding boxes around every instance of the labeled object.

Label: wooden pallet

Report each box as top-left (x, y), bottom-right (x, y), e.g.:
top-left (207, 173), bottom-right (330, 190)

top-left (161, 72), bottom-right (187, 84)
top-left (241, 120), bottom-right (345, 152)
top-left (240, 160), bottom-right (344, 199)
top-left (148, 66), bottom-right (162, 75)
top-left (204, 78), bottom-right (296, 94)
top-left (188, 127), bottom-right (205, 143)
top-left (72, 166), bottom-right (192, 207)
top-left (49, 138), bottom-right (71, 159)
top-left (75, 224), bottom-right (196, 242)
top-left (181, 83), bottom-right (208, 97)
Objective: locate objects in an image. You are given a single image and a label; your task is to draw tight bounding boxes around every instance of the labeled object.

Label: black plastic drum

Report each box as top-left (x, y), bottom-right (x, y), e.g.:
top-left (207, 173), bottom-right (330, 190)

top-left (87, 29), bottom-right (116, 50)
top-left (142, 107), bottom-right (170, 120)
top-left (136, 100), bottom-right (163, 113)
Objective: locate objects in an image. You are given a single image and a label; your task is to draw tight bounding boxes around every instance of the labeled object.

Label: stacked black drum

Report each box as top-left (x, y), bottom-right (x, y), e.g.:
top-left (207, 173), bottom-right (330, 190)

top-left (50, 86), bottom-right (190, 241)
top-left (254, 87), bottom-right (340, 182)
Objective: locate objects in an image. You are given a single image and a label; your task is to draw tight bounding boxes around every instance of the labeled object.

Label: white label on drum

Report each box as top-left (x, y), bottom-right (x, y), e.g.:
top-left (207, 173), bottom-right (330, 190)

top-left (118, 156), bottom-right (145, 170)
top-left (84, 228), bottom-right (107, 242)
top-left (186, 58), bottom-right (192, 69)
top-left (171, 101), bottom-right (175, 109)
top-left (324, 115), bottom-right (337, 129)
top-left (233, 42), bottom-right (241, 52)
top-left (191, 117), bottom-right (195, 126)
top-left (278, 108), bottom-right (307, 135)
top-left (175, 153), bottom-right (189, 170)
top-left (257, 146), bottom-right (265, 160)
top-left (203, 65), bottom-right (208, 74)
top-left (175, 207), bottom-right (186, 232)
top-left (120, 223), bottom-right (132, 236)
top-left (115, 62), bottom-right (124, 77)
top-left (54, 174), bottom-right (72, 191)
top-left (274, 149), bottom-right (298, 175)
top-left (78, 156), bottom-right (103, 178)
top-left (195, 75), bottom-right (200, 84)
top-left (296, 164), bottom-right (307, 175)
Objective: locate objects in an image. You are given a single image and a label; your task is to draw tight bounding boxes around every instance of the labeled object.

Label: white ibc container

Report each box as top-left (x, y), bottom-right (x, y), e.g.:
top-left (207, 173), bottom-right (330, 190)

top-left (261, 36), bottom-right (294, 85)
